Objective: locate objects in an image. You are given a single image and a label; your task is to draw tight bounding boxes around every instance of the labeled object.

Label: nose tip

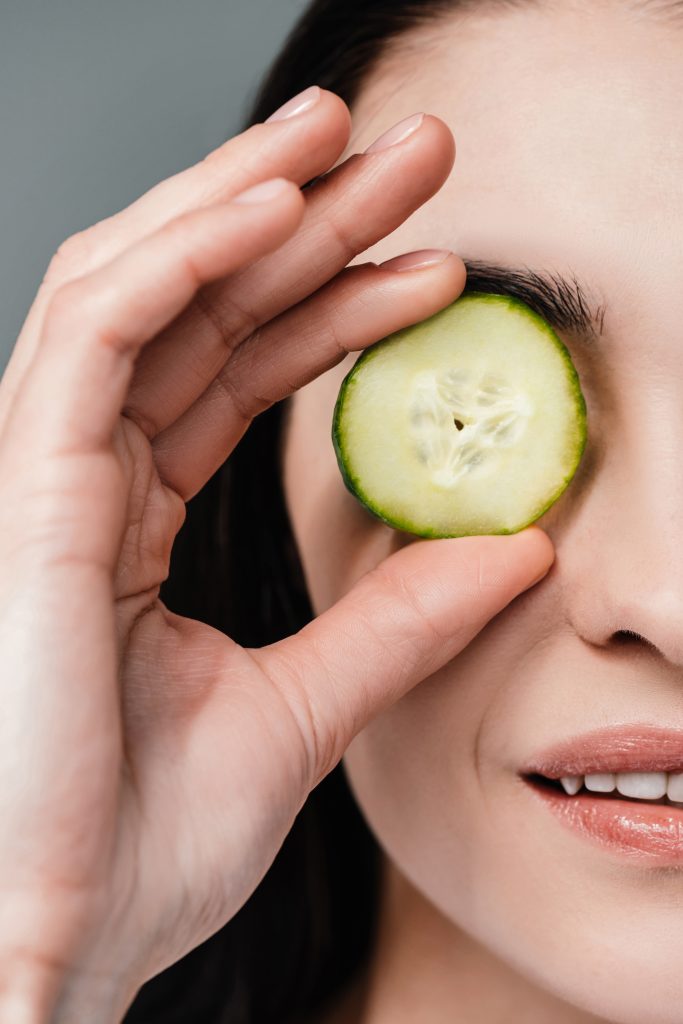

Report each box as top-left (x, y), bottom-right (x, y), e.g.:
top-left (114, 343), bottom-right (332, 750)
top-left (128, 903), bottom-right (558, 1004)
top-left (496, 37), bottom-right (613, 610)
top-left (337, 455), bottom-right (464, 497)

top-left (555, 428), bottom-right (683, 670)
top-left (570, 573), bottom-right (683, 668)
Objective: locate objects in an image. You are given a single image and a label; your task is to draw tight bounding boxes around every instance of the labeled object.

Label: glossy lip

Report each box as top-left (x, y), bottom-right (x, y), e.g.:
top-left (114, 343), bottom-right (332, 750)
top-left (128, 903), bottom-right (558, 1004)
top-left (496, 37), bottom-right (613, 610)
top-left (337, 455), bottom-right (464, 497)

top-left (521, 724), bottom-right (683, 777)
top-left (523, 779), bottom-right (683, 865)
top-left (519, 725), bottom-right (683, 866)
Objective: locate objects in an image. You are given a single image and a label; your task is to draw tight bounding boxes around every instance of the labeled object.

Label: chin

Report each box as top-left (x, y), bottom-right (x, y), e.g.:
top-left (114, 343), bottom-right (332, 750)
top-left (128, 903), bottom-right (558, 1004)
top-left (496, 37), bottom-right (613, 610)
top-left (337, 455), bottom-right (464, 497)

top-left (342, 662), bottom-right (683, 1024)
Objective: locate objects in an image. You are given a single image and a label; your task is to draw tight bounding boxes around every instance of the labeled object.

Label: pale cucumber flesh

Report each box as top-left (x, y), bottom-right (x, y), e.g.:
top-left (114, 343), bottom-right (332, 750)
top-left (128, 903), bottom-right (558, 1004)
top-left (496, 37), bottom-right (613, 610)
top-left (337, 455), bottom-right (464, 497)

top-left (332, 292), bottom-right (587, 538)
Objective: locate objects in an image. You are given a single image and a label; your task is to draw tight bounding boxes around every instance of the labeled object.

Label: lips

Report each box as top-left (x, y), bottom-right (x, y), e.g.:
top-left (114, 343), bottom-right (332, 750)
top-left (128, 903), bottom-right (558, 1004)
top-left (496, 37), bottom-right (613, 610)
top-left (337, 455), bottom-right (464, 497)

top-left (521, 724), bottom-right (683, 777)
top-left (520, 725), bottom-right (683, 865)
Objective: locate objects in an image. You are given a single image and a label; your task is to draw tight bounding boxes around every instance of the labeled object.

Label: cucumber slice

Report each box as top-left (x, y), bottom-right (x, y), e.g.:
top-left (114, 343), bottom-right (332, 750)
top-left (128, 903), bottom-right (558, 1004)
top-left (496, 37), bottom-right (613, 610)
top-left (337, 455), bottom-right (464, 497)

top-left (332, 291), bottom-right (587, 538)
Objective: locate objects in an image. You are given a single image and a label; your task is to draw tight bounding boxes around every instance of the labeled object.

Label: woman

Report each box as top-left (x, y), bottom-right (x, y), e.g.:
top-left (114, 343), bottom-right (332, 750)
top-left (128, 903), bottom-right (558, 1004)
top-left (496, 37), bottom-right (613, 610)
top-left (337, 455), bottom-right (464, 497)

top-left (1, 0), bottom-right (681, 1021)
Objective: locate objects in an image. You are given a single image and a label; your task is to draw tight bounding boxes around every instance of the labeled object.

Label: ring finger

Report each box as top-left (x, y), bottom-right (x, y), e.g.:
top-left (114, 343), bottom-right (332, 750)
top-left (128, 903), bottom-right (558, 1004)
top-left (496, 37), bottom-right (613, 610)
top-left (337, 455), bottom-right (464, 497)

top-left (152, 250), bottom-right (466, 499)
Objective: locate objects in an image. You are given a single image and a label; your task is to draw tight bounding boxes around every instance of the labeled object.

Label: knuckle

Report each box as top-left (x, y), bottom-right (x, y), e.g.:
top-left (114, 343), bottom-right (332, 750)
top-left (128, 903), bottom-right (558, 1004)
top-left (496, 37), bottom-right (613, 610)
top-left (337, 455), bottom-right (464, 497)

top-left (43, 282), bottom-right (79, 333)
top-left (304, 301), bottom-right (347, 359)
top-left (299, 702), bottom-right (348, 788)
top-left (371, 560), bottom-right (450, 647)
top-left (195, 286), bottom-right (260, 351)
top-left (290, 680), bottom-right (334, 786)
top-left (44, 229), bottom-right (96, 287)
top-left (121, 403), bottom-right (160, 441)
top-left (323, 311), bottom-right (347, 360)
top-left (325, 212), bottom-right (360, 265)
top-left (45, 280), bottom-right (92, 332)
top-left (163, 207), bottom-right (200, 245)
top-left (45, 282), bottom-right (126, 355)
top-left (193, 287), bottom-right (232, 349)
top-left (199, 130), bottom-right (244, 169)
top-left (251, 645), bottom-right (326, 791)
top-left (213, 365), bottom-right (269, 423)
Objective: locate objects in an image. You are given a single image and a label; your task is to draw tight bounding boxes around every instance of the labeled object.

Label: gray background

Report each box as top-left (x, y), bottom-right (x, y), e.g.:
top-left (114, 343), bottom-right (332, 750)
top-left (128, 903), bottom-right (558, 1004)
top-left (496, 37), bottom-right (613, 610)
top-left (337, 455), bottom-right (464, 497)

top-left (0, 0), bottom-right (308, 369)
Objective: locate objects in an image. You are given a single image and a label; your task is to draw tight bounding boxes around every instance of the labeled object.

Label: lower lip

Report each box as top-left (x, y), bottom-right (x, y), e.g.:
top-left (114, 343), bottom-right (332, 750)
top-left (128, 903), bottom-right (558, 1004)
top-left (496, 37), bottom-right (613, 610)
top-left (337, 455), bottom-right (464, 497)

top-left (524, 779), bottom-right (683, 866)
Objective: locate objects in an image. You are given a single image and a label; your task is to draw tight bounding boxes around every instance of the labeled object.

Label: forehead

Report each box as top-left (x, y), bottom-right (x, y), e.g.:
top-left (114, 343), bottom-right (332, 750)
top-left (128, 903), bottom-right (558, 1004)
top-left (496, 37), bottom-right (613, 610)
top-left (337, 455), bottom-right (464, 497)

top-left (347, 3), bottom-right (683, 299)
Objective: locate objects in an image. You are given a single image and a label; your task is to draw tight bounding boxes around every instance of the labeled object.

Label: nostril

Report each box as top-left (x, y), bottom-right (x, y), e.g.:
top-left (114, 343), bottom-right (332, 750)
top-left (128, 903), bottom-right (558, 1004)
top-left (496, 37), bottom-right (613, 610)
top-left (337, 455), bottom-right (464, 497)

top-left (612, 629), bottom-right (656, 649)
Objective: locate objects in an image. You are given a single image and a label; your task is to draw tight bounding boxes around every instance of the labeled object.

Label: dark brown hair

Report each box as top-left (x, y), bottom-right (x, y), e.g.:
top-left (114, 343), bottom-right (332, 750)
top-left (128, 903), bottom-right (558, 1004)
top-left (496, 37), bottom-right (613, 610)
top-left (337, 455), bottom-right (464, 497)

top-left (123, 2), bottom-right (470, 1021)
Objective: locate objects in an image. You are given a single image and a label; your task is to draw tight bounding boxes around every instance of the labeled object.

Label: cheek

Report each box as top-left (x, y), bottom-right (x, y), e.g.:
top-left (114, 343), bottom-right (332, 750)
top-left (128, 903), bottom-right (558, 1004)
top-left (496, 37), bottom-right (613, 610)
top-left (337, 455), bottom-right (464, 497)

top-left (342, 642), bottom-right (494, 920)
top-left (342, 606), bottom-right (682, 1023)
top-left (340, 597), bottom-right (553, 953)
top-left (282, 358), bottom-right (410, 614)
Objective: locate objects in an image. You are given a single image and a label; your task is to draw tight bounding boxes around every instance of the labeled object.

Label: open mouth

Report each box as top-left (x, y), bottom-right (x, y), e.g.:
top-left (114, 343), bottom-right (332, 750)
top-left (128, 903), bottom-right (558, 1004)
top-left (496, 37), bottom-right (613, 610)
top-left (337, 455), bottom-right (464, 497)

top-left (520, 769), bottom-right (683, 865)
top-left (518, 726), bottom-right (683, 862)
top-left (524, 772), bottom-right (683, 809)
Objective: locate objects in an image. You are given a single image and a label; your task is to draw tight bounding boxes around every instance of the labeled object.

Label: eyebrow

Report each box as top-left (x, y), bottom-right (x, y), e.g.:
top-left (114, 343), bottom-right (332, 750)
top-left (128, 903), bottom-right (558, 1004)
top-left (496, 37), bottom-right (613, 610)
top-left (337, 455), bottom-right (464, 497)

top-left (461, 258), bottom-right (607, 343)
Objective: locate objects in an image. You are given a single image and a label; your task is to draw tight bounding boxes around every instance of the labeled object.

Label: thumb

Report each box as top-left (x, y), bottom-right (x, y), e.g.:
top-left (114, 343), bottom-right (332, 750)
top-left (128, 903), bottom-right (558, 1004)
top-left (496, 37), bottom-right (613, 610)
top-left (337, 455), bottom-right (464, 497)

top-left (258, 526), bottom-right (555, 787)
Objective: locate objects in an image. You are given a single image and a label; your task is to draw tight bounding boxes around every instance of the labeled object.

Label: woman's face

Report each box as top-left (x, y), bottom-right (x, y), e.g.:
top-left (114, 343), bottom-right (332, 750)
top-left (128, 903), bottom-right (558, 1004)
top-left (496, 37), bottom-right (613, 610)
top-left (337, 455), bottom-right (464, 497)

top-left (282, 4), bottom-right (683, 1021)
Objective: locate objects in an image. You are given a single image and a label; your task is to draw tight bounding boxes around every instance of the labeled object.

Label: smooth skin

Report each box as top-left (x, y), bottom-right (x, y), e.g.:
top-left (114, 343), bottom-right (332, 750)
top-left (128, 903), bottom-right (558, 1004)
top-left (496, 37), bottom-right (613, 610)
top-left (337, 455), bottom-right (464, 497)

top-left (282, 3), bottom-right (683, 1024)
top-left (0, 86), bottom-right (553, 1021)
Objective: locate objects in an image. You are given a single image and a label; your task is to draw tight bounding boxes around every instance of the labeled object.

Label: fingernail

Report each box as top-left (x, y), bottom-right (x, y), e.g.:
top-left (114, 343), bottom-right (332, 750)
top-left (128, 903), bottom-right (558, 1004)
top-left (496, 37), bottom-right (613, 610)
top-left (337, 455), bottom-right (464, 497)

top-left (380, 249), bottom-right (451, 272)
top-left (232, 177), bottom-right (291, 205)
top-left (364, 112), bottom-right (425, 154)
top-left (265, 85), bottom-right (321, 123)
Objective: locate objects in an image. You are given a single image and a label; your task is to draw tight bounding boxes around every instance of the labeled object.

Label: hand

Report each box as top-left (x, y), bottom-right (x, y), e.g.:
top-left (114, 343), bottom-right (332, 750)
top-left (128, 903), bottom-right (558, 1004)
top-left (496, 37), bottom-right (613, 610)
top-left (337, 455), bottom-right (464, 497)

top-left (0, 87), bottom-right (554, 1022)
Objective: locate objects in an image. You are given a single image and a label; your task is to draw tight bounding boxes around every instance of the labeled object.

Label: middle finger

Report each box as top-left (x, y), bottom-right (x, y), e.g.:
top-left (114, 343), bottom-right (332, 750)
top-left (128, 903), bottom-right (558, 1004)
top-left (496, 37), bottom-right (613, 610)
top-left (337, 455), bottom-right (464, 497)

top-left (124, 112), bottom-right (455, 439)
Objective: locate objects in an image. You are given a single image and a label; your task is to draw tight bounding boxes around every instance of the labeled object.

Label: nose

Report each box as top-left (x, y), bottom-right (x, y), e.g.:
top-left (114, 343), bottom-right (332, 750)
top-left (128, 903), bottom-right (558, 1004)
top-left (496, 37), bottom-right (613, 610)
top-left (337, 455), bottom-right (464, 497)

top-left (553, 402), bottom-right (683, 668)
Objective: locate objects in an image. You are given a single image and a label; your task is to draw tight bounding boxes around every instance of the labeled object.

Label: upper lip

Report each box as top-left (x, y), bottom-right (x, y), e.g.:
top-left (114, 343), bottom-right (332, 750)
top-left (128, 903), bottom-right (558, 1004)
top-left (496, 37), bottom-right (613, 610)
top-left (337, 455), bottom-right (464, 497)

top-left (521, 725), bottom-right (683, 777)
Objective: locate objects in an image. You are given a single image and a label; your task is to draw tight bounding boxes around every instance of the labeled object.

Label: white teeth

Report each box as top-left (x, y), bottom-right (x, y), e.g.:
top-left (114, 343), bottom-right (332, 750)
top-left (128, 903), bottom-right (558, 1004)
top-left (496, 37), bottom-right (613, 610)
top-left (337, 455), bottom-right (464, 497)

top-left (556, 771), bottom-right (683, 801)
top-left (616, 772), bottom-right (668, 800)
top-left (667, 773), bottom-right (683, 803)
top-left (584, 773), bottom-right (616, 793)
